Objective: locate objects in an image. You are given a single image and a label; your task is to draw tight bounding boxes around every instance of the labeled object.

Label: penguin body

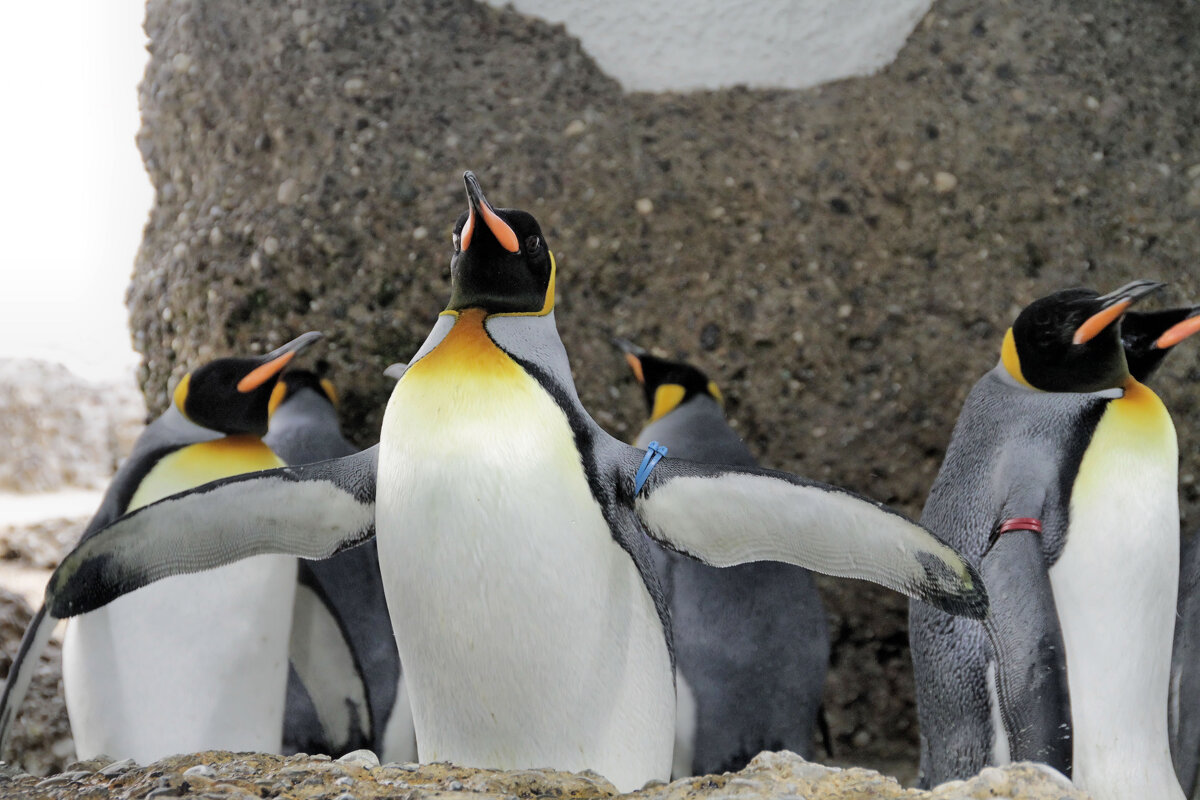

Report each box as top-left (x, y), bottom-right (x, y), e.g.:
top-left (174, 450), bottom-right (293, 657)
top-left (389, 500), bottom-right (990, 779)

top-left (0, 333), bottom-right (320, 762)
top-left (910, 284), bottom-right (1183, 800)
top-left (265, 371), bottom-right (409, 760)
top-left (40, 174), bottom-right (986, 792)
top-left (620, 346), bottom-right (828, 775)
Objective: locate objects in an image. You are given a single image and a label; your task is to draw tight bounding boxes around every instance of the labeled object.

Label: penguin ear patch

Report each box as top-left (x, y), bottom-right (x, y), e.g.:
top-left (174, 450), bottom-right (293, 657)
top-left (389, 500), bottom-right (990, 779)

top-left (173, 373), bottom-right (192, 418)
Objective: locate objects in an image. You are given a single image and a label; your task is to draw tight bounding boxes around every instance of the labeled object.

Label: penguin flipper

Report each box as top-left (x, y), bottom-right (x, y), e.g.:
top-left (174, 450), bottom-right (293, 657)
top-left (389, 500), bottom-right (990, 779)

top-left (0, 604), bottom-right (58, 758)
top-left (44, 446), bottom-right (379, 619)
top-left (630, 456), bottom-right (988, 619)
top-left (284, 563), bottom-right (373, 756)
top-left (980, 528), bottom-right (1072, 776)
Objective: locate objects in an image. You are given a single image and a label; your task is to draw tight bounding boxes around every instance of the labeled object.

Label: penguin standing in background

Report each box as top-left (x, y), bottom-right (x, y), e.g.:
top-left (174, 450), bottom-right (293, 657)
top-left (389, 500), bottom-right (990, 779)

top-left (35, 172), bottom-right (985, 792)
top-left (910, 282), bottom-right (1185, 800)
top-left (1117, 307), bottom-right (1200, 796)
top-left (265, 370), bottom-right (412, 761)
top-left (616, 341), bottom-right (829, 776)
top-left (0, 332), bottom-right (321, 763)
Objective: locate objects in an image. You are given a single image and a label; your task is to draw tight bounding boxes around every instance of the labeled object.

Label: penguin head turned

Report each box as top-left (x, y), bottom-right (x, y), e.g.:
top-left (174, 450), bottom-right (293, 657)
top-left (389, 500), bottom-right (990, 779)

top-left (267, 368), bottom-right (339, 419)
top-left (445, 171), bottom-right (554, 316)
top-left (1121, 305), bottom-right (1200, 383)
top-left (616, 339), bottom-right (724, 422)
top-left (173, 331), bottom-right (322, 436)
top-left (1002, 280), bottom-right (1163, 392)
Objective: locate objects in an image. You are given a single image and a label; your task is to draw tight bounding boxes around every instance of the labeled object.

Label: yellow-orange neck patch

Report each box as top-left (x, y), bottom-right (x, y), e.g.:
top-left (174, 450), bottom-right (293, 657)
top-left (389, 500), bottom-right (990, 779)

top-left (1000, 328), bottom-right (1036, 390)
top-left (173, 373), bottom-right (192, 419)
top-left (409, 308), bottom-right (522, 381)
top-left (650, 384), bottom-right (687, 423)
top-left (706, 381), bottom-right (725, 407)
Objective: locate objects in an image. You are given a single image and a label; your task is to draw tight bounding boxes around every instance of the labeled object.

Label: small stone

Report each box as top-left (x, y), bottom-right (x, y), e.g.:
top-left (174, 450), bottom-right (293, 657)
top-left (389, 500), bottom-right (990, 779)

top-left (934, 171), bottom-right (958, 193)
top-left (209, 227), bottom-right (223, 247)
top-left (263, 236), bottom-right (280, 255)
top-left (335, 776), bottom-right (354, 786)
top-left (635, 197), bottom-right (653, 215)
top-left (333, 794), bottom-right (356, 800)
top-left (277, 178), bottom-right (301, 205)
top-left (1085, 94), bottom-right (1100, 110)
top-left (183, 764), bottom-right (215, 779)
top-left (563, 119), bottom-right (587, 137)
top-left (412, 226), bottom-right (428, 240)
top-left (447, 779), bottom-right (464, 790)
top-left (171, 53), bottom-right (192, 73)
top-left (837, 304), bottom-right (853, 319)
top-left (344, 77), bottom-right (366, 97)
top-left (336, 749), bottom-right (379, 769)
top-left (894, 158), bottom-right (912, 173)
top-left (99, 758), bottom-right (137, 778)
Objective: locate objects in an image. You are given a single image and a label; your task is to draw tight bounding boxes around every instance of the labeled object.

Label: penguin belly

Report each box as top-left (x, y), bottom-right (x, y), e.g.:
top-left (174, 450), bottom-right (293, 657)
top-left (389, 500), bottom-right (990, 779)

top-left (62, 438), bottom-right (296, 762)
top-left (376, 316), bottom-right (674, 792)
top-left (1050, 381), bottom-right (1182, 800)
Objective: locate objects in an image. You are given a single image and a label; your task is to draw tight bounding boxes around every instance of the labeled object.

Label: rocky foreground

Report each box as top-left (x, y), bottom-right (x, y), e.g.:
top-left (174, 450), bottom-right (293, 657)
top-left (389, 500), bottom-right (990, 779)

top-left (0, 750), bottom-right (1090, 800)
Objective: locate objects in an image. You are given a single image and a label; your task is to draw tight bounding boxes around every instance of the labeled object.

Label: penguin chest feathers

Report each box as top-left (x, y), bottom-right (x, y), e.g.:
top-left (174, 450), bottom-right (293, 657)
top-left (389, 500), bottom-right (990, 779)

top-left (1051, 379), bottom-right (1181, 798)
top-left (375, 309), bottom-right (673, 783)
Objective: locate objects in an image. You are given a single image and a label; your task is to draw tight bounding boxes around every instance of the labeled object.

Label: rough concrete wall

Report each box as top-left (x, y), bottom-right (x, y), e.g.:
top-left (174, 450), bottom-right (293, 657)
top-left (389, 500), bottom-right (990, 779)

top-left (130, 0), bottom-right (1200, 775)
top-left (480, 0), bottom-right (933, 91)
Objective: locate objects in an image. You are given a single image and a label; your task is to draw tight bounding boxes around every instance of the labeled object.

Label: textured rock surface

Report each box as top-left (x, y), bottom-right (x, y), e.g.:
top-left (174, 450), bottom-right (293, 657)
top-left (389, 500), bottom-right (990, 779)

top-left (0, 750), bottom-right (1092, 800)
top-left (128, 0), bottom-right (1200, 771)
top-left (0, 360), bottom-right (144, 494)
top-left (0, 589), bottom-right (71, 777)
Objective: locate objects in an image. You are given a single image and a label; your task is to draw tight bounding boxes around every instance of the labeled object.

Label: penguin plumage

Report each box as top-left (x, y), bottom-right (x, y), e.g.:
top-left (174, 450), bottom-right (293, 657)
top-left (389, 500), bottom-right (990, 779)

top-left (40, 172), bottom-right (986, 791)
top-left (265, 370), bottom-right (410, 761)
top-left (618, 341), bottom-right (829, 776)
top-left (910, 281), bottom-right (1184, 800)
top-left (0, 332), bottom-right (320, 763)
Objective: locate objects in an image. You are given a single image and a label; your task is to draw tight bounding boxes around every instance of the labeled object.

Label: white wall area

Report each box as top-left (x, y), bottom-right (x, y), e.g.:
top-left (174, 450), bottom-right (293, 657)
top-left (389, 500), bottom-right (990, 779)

top-left (486, 0), bottom-right (933, 92)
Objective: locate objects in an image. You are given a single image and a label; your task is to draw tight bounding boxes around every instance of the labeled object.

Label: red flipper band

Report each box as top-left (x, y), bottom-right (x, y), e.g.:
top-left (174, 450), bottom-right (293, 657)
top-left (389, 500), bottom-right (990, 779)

top-left (998, 517), bottom-right (1044, 535)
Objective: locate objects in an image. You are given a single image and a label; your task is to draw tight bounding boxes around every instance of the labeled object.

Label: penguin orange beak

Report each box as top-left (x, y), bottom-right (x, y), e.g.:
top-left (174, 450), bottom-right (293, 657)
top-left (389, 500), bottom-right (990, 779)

top-left (612, 337), bottom-right (647, 384)
top-left (462, 171), bottom-right (519, 254)
top-left (237, 331), bottom-right (323, 393)
top-left (1155, 308), bottom-right (1200, 350)
top-left (1073, 280), bottom-right (1165, 346)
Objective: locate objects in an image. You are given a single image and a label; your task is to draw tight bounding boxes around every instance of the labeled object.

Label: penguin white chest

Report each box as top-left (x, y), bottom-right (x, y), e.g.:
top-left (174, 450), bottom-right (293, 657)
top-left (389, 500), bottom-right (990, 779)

top-left (1050, 381), bottom-right (1182, 800)
top-left (375, 312), bottom-right (673, 792)
top-left (62, 438), bottom-right (296, 762)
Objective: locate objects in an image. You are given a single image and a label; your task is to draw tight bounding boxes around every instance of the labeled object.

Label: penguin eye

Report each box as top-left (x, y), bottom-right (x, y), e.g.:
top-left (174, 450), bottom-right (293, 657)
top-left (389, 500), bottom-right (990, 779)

top-left (524, 235), bottom-right (541, 253)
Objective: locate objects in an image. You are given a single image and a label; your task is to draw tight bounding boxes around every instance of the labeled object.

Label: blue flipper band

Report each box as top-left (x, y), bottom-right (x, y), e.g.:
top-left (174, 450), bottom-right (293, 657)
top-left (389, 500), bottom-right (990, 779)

top-left (634, 441), bottom-right (668, 495)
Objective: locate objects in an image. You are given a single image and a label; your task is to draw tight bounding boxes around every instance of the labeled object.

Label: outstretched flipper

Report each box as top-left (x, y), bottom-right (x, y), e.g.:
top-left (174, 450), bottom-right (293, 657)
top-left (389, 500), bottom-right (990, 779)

top-left (45, 447), bottom-right (379, 619)
top-left (627, 451), bottom-right (987, 619)
top-left (0, 606), bottom-right (57, 756)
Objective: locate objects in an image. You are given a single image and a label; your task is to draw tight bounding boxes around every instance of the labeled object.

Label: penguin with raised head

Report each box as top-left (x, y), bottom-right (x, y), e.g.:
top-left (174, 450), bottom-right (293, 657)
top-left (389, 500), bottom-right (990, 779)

top-left (616, 340), bottom-right (829, 776)
top-left (0, 332), bottom-right (320, 763)
top-left (265, 370), bottom-right (411, 760)
top-left (33, 172), bottom-right (986, 792)
top-left (910, 282), bottom-right (1184, 800)
top-left (1122, 306), bottom-right (1200, 383)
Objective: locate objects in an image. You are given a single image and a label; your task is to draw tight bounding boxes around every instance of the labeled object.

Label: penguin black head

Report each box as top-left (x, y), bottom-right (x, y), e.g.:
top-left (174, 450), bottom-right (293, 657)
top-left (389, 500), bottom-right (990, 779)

top-left (268, 368), bottom-right (339, 419)
top-left (173, 331), bottom-right (322, 436)
top-left (615, 339), bottom-right (724, 422)
top-left (1002, 281), bottom-right (1163, 393)
top-left (446, 171), bottom-right (554, 316)
top-left (1121, 306), bottom-right (1200, 383)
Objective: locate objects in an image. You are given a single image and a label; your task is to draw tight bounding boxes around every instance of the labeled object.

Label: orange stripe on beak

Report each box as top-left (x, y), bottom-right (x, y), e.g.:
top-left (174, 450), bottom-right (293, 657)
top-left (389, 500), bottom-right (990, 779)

top-left (625, 353), bottom-right (645, 384)
top-left (460, 207), bottom-right (475, 251)
top-left (1073, 300), bottom-right (1130, 345)
top-left (1156, 314), bottom-right (1200, 349)
top-left (237, 350), bottom-right (296, 393)
top-left (480, 203), bottom-right (520, 253)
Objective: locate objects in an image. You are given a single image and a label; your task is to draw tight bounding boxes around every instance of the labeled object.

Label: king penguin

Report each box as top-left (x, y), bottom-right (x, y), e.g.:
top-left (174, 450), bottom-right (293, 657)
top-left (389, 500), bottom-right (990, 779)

top-left (909, 281), bottom-right (1184, 800)
top-left (33, 172), bottom-right (985, 792)
top-left (265, 370), bottom-right (412, 761)
top-left (616, 341), bottom-right (829, 776)
top-left (0, 331), bottom-right (320, 764)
